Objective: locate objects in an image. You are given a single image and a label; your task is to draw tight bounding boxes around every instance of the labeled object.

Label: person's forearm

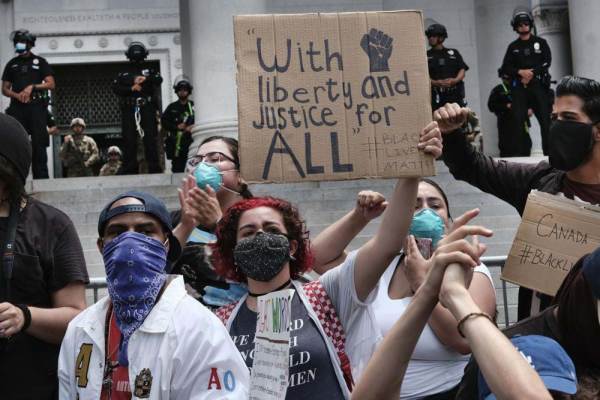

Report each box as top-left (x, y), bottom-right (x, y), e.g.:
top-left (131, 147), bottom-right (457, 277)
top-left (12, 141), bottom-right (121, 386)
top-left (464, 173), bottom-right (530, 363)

top-left (446, 290), bottom-right (551, 400)
top-left (173, 222), bottom-right (194, 249)
top-left (312, 209), bottom-right (369, 274)
top-left (34, 81), bottom-right (54, 91)
top-left (354, 178), bottom-right (418, 301)
top-left (353, 285), bottom-right (438, 400)
top-left (27, 306), bottom-right (84, 345)
top-left (453, 69), bottom-right (465, 84)
top-left (427, 302), bottom-right (471, 354)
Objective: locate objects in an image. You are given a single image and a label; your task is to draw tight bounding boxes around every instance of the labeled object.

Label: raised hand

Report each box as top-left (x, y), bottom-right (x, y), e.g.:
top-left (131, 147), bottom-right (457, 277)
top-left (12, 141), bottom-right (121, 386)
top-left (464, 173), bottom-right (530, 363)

top-left (178, 175), bottom-right (222, 231)
top-left (355, 190), bottom-right (388, 221)
top-left (360, 28), bottom-right (393, 72)
top-left (418, 121), bottom-right (443, 158)
top-left (433, 103), bottom-right (471, 134)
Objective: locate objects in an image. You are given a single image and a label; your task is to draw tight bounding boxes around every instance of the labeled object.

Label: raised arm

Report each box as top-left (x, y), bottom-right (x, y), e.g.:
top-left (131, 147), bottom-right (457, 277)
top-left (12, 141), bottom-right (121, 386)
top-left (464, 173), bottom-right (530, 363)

top-left (312, 191), bottom-right (387, 274)
top-left (353, 225), bottom-right (490, 400)
top-left (353, 123), bottom-right (443, 301)
top-left (439, 264), bottom-right (552, 400)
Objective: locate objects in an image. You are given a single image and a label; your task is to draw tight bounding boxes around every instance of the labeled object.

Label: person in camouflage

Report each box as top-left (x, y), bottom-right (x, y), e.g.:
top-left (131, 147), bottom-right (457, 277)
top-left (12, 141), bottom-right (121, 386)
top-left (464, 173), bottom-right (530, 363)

top-left (59, 117), bottom-right (99, 177)
top-left (99, 146), bottom-right (122, 176)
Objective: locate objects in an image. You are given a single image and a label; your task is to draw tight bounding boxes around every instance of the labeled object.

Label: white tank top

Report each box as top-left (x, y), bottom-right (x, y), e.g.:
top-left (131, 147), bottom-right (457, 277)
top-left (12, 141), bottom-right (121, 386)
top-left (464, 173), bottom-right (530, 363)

top-left (372, 255), bottom-right (495, 399)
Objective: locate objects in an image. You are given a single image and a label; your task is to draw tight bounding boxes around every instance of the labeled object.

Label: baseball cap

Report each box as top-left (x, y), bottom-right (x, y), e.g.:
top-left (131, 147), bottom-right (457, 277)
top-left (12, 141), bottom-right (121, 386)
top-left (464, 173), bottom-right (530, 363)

top-left (478, 335), bottom-right (577, 399)
top-left (583, 246), bottom-right (600, 299)
top-left (98, 191), bottom-right (181, 262)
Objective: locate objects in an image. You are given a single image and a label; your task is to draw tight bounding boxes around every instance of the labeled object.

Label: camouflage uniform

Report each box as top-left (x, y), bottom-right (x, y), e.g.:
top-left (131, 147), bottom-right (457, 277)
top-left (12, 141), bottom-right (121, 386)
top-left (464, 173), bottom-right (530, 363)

top-left (99, 160), bottom-right (122, 176)
top-left (59, 135), bottom-right (99, 177)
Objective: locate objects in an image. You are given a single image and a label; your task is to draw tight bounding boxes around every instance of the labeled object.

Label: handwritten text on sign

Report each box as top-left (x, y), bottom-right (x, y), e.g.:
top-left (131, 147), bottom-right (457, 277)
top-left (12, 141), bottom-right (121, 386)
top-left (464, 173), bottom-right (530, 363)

top-left (235, 12), bottom-right (434, 183)
top-left (502, 191), bottom-right (600, 296)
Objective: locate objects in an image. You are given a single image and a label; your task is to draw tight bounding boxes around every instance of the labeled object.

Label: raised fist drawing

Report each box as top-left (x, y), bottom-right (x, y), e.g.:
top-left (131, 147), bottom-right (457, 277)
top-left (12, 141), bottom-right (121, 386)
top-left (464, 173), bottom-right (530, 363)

top-left (360, 28), bottom-right (393, 72)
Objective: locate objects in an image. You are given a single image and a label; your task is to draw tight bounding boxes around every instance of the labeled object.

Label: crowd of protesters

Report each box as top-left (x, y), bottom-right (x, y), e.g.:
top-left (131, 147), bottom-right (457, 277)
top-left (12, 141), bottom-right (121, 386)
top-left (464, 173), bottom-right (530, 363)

top-left (0, 6), bottom-right (599, 400)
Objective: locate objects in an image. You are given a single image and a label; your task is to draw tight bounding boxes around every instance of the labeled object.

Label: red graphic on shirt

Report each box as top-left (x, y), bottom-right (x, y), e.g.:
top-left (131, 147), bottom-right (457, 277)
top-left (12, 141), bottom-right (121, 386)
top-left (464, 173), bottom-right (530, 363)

top-left (100, 311), bottom-right (132, 400)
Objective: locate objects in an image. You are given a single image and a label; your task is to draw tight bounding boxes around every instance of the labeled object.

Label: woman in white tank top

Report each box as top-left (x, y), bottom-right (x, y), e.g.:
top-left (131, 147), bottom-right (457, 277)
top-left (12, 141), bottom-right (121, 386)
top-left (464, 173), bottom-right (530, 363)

top-left (371, 179), bottom-right (497, 400)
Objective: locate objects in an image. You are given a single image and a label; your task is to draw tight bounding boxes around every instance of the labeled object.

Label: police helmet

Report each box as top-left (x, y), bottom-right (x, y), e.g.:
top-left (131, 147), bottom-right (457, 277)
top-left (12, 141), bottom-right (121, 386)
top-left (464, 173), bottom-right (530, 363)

top-left (125, 41), bottom-right (149, 62)
top-left (10, 29), bottom-right (36, 47)
top-left (425, 24), bottom-right (448, 39)
top-left (173, 79), bottom-right (193, 94)
top-left (511, 10), bottom-right (534, 31)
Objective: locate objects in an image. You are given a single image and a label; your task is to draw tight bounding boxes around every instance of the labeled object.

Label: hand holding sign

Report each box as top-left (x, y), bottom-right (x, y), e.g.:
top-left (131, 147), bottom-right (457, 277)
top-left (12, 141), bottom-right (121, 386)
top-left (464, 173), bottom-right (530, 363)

top-left (360, 28), bottom-right (393, 72)
top-left (433, 103), bottom-right (470, 134)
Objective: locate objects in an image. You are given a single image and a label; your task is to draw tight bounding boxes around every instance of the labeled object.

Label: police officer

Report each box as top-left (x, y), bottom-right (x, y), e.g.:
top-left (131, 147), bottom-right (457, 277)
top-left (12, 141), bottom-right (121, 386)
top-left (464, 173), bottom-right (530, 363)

top-left (488, 68), bottom-right (532, 157)
top-left (112, 41), bottom-right (163, 174)
top-left (1, 30), bottom-right (55, 179)
top-left (500, 9), bottom-right (552, 154)
top-left (426, 23), bottom-right (469, 111)
top-left (161, 77), bottom-right (195, 173)
top-left (59, 118), bottom-right (99, 177)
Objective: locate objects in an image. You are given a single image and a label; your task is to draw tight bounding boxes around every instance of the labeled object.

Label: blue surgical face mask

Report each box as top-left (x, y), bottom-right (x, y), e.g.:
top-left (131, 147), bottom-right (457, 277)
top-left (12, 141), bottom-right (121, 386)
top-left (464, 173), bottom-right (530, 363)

top-left (102, 231), bottom-right (167, 366)
top-left (409, 208), bottom-right (446, 248)
top-left (15, 43), bottom-right (27, 53)
top-left (194, 162), bottom-right (223, 192)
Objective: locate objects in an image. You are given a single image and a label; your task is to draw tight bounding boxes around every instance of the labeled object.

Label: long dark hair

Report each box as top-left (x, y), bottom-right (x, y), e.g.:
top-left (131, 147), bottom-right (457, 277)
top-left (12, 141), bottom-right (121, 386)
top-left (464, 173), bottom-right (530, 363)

top-left (419, 178), bottom-right (452, 220)
top-left (199, 136), bottom-right (253, 199)
top-left (553, 255), bottom-right (600, 371)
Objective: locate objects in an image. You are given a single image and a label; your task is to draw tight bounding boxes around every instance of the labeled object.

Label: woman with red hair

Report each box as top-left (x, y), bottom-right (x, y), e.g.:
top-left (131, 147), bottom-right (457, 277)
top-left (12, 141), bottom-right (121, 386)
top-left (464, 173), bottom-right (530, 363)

top-left (211, 123), bottom-right (445, 399)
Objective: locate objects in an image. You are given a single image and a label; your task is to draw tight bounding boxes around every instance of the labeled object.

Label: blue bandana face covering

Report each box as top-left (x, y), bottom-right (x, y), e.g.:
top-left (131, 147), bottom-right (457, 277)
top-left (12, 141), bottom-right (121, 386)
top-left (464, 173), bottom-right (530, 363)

top-left (194, 162), bottom-right (223, 192)
top-left (103, 231), bottom-right (167, 366)
top-left (409, 208), bottom-right (446, 248)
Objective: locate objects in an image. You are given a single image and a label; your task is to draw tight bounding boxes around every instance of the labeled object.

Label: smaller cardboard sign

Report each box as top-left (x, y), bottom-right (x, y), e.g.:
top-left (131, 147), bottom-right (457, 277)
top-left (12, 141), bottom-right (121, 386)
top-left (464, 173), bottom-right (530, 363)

top-left (502, 191), bottom-right (600, 296)
top-left (249, 289), bottom-right (294, 400)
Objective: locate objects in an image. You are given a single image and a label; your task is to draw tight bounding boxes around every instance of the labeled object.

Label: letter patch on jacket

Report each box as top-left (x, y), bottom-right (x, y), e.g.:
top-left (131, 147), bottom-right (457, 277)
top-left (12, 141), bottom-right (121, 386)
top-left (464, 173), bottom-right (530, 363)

top-left (75, 343), bottom-right (93, 387)
top-left (134, 368), bottom-right (153, 398)
top-left (207, 368), bottom-right (237, 391)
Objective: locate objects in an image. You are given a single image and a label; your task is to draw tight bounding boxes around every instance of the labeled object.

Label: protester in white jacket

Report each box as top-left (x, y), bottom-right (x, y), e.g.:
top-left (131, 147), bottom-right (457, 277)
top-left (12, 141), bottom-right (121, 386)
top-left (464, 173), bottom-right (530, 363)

top-left (58, 191), bottom-right (249, 399)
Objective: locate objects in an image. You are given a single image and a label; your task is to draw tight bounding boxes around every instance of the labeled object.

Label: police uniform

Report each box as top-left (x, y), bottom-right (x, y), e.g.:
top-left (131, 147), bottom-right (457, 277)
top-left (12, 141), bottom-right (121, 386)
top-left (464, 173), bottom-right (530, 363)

top-left (2, 53), bottom-right (52, 178)
top-left (488, 81), bottom-right (532, 157)
top-left (59, 135), bottom-right (100, 177)
top-left (112, 43), bottom-right (163, 175)
top-left (501, 33), bottom-right (551, 154)
top-left (428, 47), bottom-right (469, 110)
top-left (161, 100), bottom-right (194, 172)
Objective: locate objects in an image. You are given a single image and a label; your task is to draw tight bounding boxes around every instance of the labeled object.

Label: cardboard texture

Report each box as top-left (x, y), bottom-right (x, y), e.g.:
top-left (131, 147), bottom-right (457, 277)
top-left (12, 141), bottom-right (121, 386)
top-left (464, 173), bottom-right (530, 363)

top-left (502, 191), bottom-right (600, 296)
top-left (234, 11), bottom-right (435, 183)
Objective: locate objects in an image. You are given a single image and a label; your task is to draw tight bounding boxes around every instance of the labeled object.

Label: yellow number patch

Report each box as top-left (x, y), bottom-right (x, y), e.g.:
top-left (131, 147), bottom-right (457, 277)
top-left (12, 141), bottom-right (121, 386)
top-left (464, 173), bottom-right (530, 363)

top-left (75, 343), bottom-right (93, 388)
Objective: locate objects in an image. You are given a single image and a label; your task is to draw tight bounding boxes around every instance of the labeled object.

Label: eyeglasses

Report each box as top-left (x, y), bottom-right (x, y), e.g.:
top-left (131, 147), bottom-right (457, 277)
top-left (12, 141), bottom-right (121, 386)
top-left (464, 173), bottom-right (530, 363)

top-left (187, 151), bottom-right (236, 168)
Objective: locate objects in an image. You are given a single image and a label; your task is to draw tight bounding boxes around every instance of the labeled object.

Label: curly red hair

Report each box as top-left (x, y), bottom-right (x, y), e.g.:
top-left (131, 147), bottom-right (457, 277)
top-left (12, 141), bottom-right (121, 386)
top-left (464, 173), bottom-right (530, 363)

top-left (211, 197), bottom-right (314, 282)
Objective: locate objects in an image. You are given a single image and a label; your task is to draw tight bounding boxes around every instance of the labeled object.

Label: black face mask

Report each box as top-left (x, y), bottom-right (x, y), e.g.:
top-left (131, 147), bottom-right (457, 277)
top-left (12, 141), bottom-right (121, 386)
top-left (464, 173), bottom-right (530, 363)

top-left (233, 232), bottom-right (291, 282)
top-left (548, 120), bottom-right (596, 171)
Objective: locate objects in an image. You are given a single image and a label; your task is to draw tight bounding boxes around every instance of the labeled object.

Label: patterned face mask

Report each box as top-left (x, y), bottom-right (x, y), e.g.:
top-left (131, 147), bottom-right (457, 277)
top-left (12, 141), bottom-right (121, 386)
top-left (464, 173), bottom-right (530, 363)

top-left (102, 231), bottom-right (167, 366)
top-left (233, 231), bottom-right (291, 282)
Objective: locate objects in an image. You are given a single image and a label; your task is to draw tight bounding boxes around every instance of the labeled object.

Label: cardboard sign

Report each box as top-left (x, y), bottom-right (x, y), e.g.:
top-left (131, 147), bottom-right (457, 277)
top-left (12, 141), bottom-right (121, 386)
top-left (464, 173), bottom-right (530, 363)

top-left (234, 11), bottom-right (435, 183)
top-left (249, 289), bottom-right (294, 400)
top-left (502, 191), bottom-right (600, 296)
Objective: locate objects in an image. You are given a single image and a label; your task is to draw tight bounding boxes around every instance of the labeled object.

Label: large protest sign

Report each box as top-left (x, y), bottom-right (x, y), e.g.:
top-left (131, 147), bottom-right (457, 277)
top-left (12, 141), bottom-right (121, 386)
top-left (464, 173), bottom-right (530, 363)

top-left (249, 289), bottom-right (294, 400)
top-left (502, 191), bottom-right (600, 296)
top-left (234, 11), bottom-right (434, 183)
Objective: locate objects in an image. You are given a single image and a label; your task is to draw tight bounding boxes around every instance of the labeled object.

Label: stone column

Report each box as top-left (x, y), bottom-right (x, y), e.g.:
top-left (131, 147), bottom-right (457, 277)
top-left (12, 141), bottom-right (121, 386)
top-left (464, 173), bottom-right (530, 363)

top-left (179, 0), bottom-right (382, 157)
top-left (531, 0), bottom-right (571, 83)
top-left (568, 0), bottom-right (600, 78)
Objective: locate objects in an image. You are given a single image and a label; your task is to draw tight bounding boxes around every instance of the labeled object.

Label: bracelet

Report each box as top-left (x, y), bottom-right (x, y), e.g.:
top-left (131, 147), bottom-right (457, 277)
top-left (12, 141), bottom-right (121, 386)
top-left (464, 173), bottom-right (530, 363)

top-left (457, 312), bottom-right (494, 338)
top-left (16, 304), bottom-right (31, 332)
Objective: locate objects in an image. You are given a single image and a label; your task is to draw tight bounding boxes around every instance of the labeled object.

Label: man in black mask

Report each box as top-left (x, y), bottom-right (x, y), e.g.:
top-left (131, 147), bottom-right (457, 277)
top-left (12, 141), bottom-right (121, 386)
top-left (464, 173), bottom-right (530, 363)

top-left (433, 75), bottom-right (600, 321)
top-left (112, 41), bottom-right (163, 174)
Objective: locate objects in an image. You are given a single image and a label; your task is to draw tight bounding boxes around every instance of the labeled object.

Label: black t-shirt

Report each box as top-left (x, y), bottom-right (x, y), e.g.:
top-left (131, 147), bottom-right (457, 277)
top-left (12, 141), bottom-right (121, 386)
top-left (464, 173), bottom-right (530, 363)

top-left (0, 197), bottom-right (88, 400)
top-left (1, 53), bottom-right (53, 94)
top-left (501, 35), bottom-right (551, 79)
top-left (427, 47), bottom-right (469, 81)
top-left (455, 306), bottom-right (560, 399)
top-left (229, 291), bottom-right (345, 399)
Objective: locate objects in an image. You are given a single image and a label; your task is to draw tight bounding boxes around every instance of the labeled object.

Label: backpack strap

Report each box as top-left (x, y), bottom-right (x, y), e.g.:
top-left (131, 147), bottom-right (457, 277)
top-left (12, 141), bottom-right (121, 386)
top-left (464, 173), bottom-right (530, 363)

top-left (303, 280), bottom-right (354, 391)
top-left (215, 302), bottom-right (237, 326)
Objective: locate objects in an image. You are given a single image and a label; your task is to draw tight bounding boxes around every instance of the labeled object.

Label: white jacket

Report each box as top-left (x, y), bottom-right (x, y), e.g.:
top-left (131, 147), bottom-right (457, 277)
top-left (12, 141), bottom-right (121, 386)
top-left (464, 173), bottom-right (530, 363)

top-left (58, 276), bottom-right (249, 399)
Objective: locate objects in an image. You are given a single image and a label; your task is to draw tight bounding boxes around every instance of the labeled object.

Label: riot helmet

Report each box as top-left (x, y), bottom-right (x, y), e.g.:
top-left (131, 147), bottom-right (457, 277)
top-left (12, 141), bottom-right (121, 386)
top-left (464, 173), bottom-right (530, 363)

top-left (511, 9), bottom-right (534, 32)
top-left (173, 77), bottom-right (193, 94)
top-left (425, 24), bottom-right (448, 40)
top-left (125, 41), bottom-right (149, 62)
top-left (10, 30), bottom-right (36, 52)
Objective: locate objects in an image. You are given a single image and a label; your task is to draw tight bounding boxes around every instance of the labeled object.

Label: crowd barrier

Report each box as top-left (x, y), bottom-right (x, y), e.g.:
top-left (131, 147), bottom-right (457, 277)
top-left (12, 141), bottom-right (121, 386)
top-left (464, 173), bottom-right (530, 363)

top-left (86, 255), bottom-right (512, 325)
